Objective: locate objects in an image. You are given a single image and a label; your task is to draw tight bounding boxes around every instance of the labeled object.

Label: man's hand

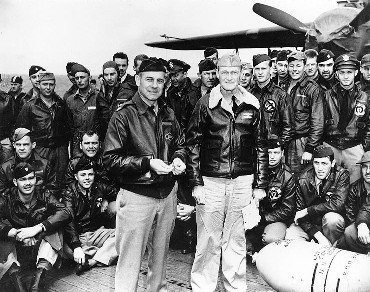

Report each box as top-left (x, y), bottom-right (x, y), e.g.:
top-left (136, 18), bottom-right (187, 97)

top-left (177, 203), bottom-right (195, 221)
top-left (314, 231), bottom-right (332, 246)
top-left (23, 237), bottom-right (37, 246)
top-left (101, 199), bottom-right (109, 213)
top-left (8, 228), bottom-right (19, 239)
top-left (73, 247), bottom-right (86, 264)
top-left (301, 152), bottom-right (312, 165)
top-left (150, 159), bottom-right (173, 175)
top-left (252, 189), bottom-right (266, 207)
top-left (16, 225), bottom-right (43, 241)
top-left (357, 223), bottom-right (370, 245)
top-left (171, 158), bottom-right (186, 175)
top-left (192, 186), bottom-right (205, 205)
top-left (294, 208), bottom-right (308, 225)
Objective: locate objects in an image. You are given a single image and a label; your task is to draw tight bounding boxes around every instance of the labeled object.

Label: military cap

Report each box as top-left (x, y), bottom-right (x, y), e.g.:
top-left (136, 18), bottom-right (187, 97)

top-left (218, 54), bottom-right (242, 67)
top-left (267, 139), bottom-right (283, 149)
top-left (10, 75), bottom-right (23, 84)
top-left (38, 72), bottom-right (55, 82)
top-left (138, 57), bottom-right (167, 73)
top-left (357, 151), bottom-right (370, 164)
top-left (198, 59), bottom-right (217, 73)
top-left (168, 59), bottom-right (191, 74)
top-left (71, 63), bottom-right (90, 76)
top-left (204, 47), bottom-right (218, 58)
top-left (253, 54), bottom-right (271, 67)
top-left (269, 50), bottom-right (279, 59)
top-left (103, 61), bottom-right (119, 73)
top-left (241, 62), bottom-right (253, 70)
top-left (334, 53), bottom-right (359, 70)
top-left (14, 162), bottom-right (35, 180)
top-left (66, 62), bottom-right (77, 74)
top-left (287, 51), bottom-right (306, 62)
top-left (29, 65), bottom-right (45, 77)
top-left (74, 158), bottom-right (95, 174)
top-left (317, 49), bottom-right (335, 64)
top-left (276, 50), bottom-right (289, 62)
top-left (12, 128), bottom-right (31, 142)
top-left (361, 54), bottom-right (370, 67)
top-left (313, 145), bottom-right (334, 159)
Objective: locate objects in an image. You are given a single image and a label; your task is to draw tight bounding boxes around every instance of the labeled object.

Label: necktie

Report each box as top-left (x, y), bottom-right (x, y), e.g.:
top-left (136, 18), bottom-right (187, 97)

top-left (206, 88), bottom-right (211, 94)
top-left (337, 90), bottom-right (349, 131)
top-left (232, 96), bottom-right (238, 115)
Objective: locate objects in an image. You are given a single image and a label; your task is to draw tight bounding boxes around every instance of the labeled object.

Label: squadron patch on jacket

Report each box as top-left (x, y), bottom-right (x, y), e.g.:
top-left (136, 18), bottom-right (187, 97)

top-left (268, 186), bottom-right (282, 202)
top-left (264, 99), bottom-right (276, 113)
top-left (165, 132), bottom-right (174, 142)
top-left (354, 103), bottom-right (366, 117)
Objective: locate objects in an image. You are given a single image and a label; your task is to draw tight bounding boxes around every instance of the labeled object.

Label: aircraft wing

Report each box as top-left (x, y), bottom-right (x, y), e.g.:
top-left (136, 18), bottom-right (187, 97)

top-left (145, 25), bottom-right (309, 50)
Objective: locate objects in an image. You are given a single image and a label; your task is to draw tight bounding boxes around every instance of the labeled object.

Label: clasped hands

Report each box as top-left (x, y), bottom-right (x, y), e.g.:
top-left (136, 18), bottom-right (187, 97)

top-left (8, 224), bottom-right (43, 246)
top-left (150, 157), bottom-right (186, 175)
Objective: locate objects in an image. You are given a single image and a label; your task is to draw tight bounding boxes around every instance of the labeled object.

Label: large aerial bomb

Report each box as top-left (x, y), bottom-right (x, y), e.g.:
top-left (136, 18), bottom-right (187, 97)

top-left (255, 240), bottom-right (370, 292)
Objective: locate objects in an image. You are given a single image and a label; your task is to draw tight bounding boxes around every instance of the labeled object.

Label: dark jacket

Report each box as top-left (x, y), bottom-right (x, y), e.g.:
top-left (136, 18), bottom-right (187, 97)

top-left (317, 74), bottom-right (337, 91)
top-left (0, 187), bottom-right (70, 239)
top-left (0, 153), bottom-right (57, 195)
top-left (288, 74), bottom-right (324, 153)
top-left (120, 74), bottom-right (137, 102)
top-left (323, 83), bottom-right (370, 150)
top-left (62, 181), bottom-right (117, 249)
top-left (296, 164), bottom-right (349, 237)
top-left (64, 154), bottom-right (112, 188)
top-left (103, 92), bottom-right (187, 199)
top-left (344, 178), bottom-right (370, 226)
top-left (250, 80), bottom-right (293, 146)
top-left (186, 85), bottom-right (268, 189)
top-left (0, 90), bottom-right (15, 141)
top-left (260, 163), bottom-right (297, 224)
top-left (16, 93), bottom-right (73, 148)
top-left (9, 91), bottom-right (27, 118)
top-left (63, 84), bottom-right (78, 101)
top-left (360, 78), bottom-right (370, 97)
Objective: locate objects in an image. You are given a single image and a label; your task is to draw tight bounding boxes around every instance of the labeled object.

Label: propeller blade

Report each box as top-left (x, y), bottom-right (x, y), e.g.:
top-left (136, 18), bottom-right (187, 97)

top-left (253, 3), bottom-right (308, 33)
top-left (349, 3), bottom-right (370, 30)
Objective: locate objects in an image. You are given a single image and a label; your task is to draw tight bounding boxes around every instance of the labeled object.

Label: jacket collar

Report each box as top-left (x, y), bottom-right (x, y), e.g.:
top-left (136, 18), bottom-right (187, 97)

top-left (209, 84), bottom-right (260, 111)
top-left (132, 92), bottom-right (167, 116)
top-left (305, 164), bottom-right (338, 194)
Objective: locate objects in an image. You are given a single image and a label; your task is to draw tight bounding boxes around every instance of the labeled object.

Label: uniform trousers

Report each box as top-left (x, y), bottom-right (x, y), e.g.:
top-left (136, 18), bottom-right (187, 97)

top-left (191, 175), bottom-right (253, 292)
top-left (337, 223), bottom-right (370, 254)
top-left (323, 142), bottom-right (363, 184)
top-left (115, 184), bottom-right (177, 292)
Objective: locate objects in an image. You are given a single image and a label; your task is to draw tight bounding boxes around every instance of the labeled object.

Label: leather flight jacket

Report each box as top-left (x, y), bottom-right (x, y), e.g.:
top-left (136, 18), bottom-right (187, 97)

top-left (186, 85), bottom-right (268, 189)
top-left (62, 181), bottom-right (117, 249)
top-left (296, 164), bottom-right (349, 237)
top-left (259, 163), bottom-right (297, 224)
top-left (250, 80), bottom-right (293, 147)
top-left (344, 178), bottom-right (370, 226)
top-left (288, 74), bottom-right (324, 153)
top-left (0, 90), bottom-right (15, 141)
top-left (323, 83), bottom-right (370, 150)
top-left (103, 92), bottom-right (187, 199)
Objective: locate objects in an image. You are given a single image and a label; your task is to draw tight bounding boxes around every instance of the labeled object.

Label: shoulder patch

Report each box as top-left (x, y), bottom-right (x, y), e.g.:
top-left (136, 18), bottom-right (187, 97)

top-left (263, 99), bottom-right (276, 113)
top-left (354, 103), bottom-right (366, 117)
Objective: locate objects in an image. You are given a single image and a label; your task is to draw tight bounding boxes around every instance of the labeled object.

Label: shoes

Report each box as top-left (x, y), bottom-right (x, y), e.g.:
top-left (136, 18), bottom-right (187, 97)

top-left (75, 262), bottom-right (91, 276)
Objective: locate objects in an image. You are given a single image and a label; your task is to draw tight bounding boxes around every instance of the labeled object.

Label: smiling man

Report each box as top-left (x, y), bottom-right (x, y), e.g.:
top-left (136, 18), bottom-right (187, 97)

top-left (286, 145), bottom-right (349, 246)
top-left (322, 54), bottom-right (370, 183)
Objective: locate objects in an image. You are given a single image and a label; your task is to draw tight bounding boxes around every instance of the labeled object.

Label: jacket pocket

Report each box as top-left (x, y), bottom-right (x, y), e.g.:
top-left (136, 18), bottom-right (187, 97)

top-left (201, 139), bottom-right (222, 171)
top-left (240, 135), bottom-right (253, 163)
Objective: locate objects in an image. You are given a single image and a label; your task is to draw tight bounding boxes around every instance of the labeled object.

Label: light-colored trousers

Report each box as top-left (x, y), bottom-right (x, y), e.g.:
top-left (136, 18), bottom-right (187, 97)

top-left (114, 184), bottom-right (177, 292)
top-left (191, 175), bottom-right (253, 292)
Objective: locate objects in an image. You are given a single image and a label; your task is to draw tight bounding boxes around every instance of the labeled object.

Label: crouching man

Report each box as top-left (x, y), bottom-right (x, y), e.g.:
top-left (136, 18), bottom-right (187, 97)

top-left (246, 139), bottom-right (296, 253)
top-left (0, 162), bottom-right (70, 292)
top-left (62, 159), bottom-right (118, 275)
top-left (286, 146), bottom-right (349, 246)
top-left (337, 151), bottom-right (370, 253)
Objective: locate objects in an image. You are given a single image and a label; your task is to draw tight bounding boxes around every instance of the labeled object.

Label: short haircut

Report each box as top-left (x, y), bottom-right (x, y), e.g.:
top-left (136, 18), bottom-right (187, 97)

top-left (304, 49), bottom-right (318, 59)
top-left (113, 52), bottom-right (128, 62)
top-left (79, 130), bottom-right (100, 143)
top-left (134, 54), bottom-right (149, 67)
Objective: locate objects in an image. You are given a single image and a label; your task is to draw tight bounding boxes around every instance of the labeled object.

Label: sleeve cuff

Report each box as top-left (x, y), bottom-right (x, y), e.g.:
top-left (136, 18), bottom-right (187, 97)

top-left (71, 241), bottom-right (82, 250)
top-left (141, 157), bottom-right (151, 172)
top-left (1, 226), bottom-right (12, 238)
top-left (41, 220), bottom-right (52, 233)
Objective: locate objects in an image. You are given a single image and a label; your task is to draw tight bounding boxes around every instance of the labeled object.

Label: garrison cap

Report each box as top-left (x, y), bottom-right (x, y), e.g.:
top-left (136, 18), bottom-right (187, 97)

top-left (71, 63), bottom-right (90, 76)
top-left (287, 51), bottom-right (306, 62)
top-left (14, 162), bottom-right (35, 180)
top-left (269, 50), bottom-right (279, 59)
top-left (253, 54), bottom-right (271, 67)
top-left (66, 62), bottom-right (77, 74)
top-left (12, 128), bottom-right (31, 142)
top-left (29, 65), bottom-right (45, 77)
top-left (38, 72), bottom-right (55, 82)
top-left (103, 61), bottom-right (119, 73)
top-left (241, 62), bottom-right (253, 70)
top-left (276, 50), bottom-right (289, 62)
top-left (267, 139), bottom-right (283, 150)
top-left (357, 151), bottom-right (370, 164)
top-left (198, 59), bottom-right (217, 73)
top-left (138, 57), bottom-right (167, 73)
top-left (313, 145), bottom-right (334, 159)
top-left (218, 54), bottom-right (242, 68)
top-left (74, 158), bottom-right (95, 174)
top-left (334, 54), bottom-right (359, 70)
top-left (204, 47), bottom-right (218, 58)
top-left (168, 59), bottom-right (191, 74)
top-left (317, 49), bottom-right (335, 64)
top-left (11, 75), bottom-right (23, 84)
top-left (361, 54), bottom-right (370, 67)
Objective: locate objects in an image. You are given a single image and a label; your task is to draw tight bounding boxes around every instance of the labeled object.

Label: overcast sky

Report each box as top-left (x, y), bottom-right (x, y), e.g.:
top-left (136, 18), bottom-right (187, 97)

top-left (0, 0), bottom-right (337, 76)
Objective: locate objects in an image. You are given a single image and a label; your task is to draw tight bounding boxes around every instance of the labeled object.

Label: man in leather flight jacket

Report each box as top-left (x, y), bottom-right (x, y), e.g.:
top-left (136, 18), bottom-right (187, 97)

top-left (323, 54), bottom-right (370, 183)
top-left (103, 58), bottom-right (186, 291)
top-left (187, 54), bottom-right (268, 292)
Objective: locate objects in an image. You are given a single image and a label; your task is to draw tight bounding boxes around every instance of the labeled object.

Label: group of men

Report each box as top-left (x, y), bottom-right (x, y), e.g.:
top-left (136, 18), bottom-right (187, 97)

top-left (0, 45), bottom-right (370, 292)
